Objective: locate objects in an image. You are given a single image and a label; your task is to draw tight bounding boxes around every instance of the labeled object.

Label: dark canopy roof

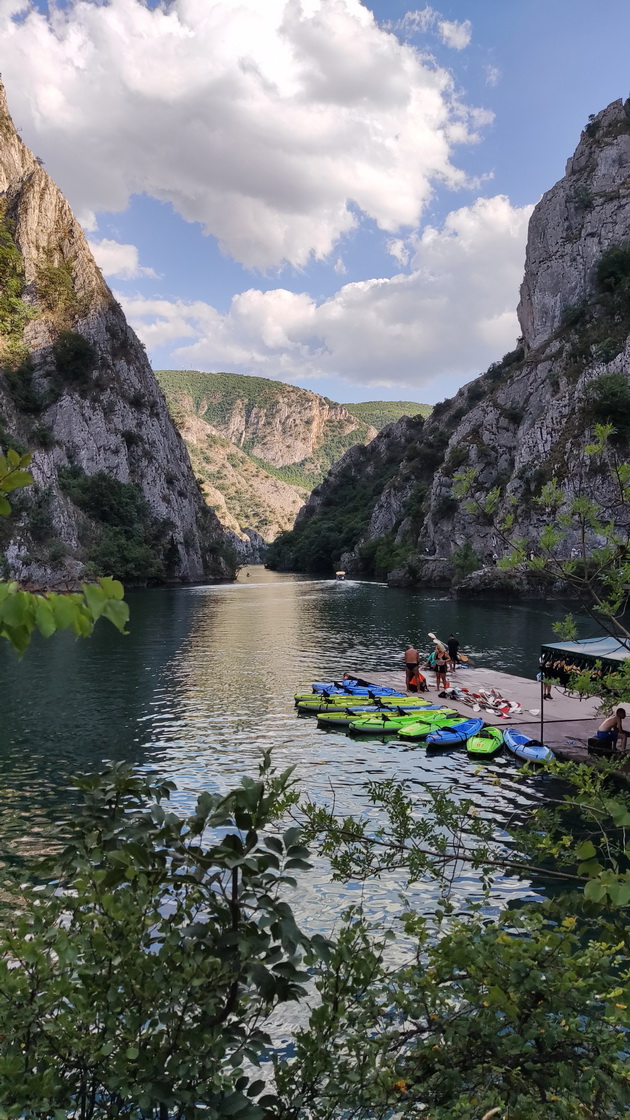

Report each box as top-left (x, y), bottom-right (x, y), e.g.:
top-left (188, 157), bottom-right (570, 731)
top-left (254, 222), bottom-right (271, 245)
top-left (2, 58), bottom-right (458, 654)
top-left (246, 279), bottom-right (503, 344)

top-left (541, 636), bottom-right (630, 669)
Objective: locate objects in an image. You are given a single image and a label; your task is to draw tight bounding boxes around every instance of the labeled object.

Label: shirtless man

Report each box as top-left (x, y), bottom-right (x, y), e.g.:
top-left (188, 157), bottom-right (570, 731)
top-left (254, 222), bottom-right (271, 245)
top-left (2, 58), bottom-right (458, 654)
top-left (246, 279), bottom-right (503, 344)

top-left (597, 709), bottom-right (627, 750)
top-left (404, 644), bottom-right (420, 690)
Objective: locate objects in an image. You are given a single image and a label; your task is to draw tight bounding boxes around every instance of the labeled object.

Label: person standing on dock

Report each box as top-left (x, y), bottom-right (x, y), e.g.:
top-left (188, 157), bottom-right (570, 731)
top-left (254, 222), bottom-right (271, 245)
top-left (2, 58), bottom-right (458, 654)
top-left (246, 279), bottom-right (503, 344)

top-left (434, 646), bottom-right (449, 694)
top-left (447, 634), bottom-right (460, 672)
top-left (404, 644), bottom-right (420, 689)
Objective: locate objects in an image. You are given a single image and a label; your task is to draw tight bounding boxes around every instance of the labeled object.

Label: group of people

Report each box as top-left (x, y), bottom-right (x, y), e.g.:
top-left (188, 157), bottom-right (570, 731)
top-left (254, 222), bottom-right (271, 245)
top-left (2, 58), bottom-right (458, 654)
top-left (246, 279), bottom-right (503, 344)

top-left (404, 633), bottom-right (461, 694)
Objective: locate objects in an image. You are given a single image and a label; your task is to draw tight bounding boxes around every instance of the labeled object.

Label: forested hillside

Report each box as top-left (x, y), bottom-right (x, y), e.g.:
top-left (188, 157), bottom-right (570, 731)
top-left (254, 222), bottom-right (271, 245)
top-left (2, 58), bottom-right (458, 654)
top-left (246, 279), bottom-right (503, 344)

top-left (157, 369), bottom-right (427, 543)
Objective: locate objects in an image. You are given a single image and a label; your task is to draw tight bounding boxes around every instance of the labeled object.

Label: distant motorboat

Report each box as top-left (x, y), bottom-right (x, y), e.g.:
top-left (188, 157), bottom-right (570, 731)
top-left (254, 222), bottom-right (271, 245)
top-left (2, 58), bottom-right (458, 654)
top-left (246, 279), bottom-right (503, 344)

top-left (335, 570), bottom-right (346, 581)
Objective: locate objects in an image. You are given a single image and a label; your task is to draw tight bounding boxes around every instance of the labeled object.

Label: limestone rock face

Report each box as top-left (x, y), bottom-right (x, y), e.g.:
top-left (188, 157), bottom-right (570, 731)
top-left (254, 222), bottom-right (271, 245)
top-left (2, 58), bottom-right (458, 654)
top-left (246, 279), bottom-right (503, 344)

top-left (0, 81), bottom-right (235, 583)
top-left (518, 99), bottom-right (630, 349)
top-left (272, 97), bottom-right (630, 584)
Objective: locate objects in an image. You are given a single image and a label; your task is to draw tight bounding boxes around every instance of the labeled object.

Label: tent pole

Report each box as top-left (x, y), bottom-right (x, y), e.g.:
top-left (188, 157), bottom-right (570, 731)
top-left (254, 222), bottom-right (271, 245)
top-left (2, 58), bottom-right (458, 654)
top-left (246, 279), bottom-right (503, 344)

top-left (540, 671), bottom-right (544, 744)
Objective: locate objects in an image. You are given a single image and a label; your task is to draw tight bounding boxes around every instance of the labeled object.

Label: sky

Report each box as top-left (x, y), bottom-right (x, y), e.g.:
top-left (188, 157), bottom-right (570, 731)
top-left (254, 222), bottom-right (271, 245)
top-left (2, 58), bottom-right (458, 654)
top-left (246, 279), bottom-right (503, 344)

top-left (1, 0), bottom-right (630, 404)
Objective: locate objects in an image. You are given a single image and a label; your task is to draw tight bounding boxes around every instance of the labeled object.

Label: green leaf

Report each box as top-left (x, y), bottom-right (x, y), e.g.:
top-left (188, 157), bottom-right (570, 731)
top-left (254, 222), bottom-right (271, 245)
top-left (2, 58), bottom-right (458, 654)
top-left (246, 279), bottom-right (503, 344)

top-left (584, 878), bottom-right (606, 902)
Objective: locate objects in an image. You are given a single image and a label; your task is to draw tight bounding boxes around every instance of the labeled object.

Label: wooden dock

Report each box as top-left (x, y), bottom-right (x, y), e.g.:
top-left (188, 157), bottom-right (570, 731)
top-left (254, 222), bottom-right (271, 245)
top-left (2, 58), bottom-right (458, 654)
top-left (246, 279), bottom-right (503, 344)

top-left (364, 667), bottom-right (616, 764)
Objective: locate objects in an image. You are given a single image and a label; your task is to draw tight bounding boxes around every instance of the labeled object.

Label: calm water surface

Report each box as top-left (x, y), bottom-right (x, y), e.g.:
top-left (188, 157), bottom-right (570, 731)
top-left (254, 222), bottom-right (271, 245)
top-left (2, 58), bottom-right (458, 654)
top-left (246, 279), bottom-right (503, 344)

top-left (0, 569), bottom-right (587, 927)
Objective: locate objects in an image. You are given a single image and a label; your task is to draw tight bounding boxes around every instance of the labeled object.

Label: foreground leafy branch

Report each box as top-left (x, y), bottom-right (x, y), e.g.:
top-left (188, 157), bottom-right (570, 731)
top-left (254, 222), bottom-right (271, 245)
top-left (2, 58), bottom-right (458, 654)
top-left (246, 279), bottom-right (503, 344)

top-left (0, 449), bottom-right (129, 651)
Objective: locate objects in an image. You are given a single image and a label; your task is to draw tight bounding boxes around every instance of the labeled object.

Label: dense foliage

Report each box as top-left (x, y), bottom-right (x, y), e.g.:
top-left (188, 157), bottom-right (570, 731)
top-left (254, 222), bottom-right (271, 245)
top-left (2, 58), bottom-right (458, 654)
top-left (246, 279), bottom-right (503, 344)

top-left (0, 756), bottom-right (323, 1120)
top-left (59, 467), bottom-right (170, 583)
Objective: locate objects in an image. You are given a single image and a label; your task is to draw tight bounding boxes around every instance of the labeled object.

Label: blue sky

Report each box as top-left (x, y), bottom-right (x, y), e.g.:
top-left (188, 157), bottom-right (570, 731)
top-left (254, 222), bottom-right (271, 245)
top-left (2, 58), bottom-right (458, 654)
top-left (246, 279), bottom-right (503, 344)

top-left (3, 0), bottom-right (630, 404)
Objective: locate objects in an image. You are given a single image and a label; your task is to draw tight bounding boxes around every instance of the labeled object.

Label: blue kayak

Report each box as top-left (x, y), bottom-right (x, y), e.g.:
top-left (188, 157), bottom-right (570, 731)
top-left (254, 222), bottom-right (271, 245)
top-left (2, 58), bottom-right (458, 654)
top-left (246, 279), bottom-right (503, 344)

top-left (311, 681), bottom-right (403, 697)
top-left (426, 717), bottom-right (484, 748)
top-left (503, 728), bottom-right (554, 763)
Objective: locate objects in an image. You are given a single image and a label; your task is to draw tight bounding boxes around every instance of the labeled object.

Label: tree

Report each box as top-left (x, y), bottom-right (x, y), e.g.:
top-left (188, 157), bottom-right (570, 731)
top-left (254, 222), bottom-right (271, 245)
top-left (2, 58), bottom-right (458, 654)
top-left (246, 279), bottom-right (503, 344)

top-left (0, 755), bottom-right (325, 1120)
top-left (274, 766), bottom-right (630, 1120)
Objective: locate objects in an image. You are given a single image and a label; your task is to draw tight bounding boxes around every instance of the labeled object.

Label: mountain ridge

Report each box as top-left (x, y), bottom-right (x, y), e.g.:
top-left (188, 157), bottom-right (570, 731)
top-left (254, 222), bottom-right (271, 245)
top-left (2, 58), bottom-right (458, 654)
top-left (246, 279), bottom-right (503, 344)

top-left (156, 369), bottom-right (428, 544)
top-left (268, 97), bottom-right (630, 585)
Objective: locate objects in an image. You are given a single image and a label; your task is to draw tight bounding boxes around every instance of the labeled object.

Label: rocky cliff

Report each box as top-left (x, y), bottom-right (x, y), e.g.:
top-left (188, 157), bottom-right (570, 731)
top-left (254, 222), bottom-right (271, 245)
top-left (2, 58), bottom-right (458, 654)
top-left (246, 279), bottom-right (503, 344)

top-left (0, 81), bottom-right (236, 584)
top-left (157, 370), bottom-right (427, 544)
top-left (268, 98), bottom-right (630, 584)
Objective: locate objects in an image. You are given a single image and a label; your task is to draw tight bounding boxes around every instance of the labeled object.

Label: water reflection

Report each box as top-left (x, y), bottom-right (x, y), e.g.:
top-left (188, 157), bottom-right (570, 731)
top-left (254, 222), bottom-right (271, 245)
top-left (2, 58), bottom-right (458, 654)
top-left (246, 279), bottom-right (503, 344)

top-left (0, 569), bottom-right (584, 920)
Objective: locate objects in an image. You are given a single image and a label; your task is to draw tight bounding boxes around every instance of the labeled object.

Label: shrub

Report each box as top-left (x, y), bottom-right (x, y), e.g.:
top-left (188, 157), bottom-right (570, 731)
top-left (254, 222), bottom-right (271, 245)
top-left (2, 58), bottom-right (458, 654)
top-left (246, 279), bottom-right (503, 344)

top-left (403, 480), bottom-right (428, 523)
top-left (433, 493), bottom-right (458, 520)
top-left (122, 428), bottom-right (142, 449)
top-left (4, 357), bottom-right (44, 413)
top-left (52, 330), bottom-right (97, 387)
top-left (128, 389), bottom-right (147, 409)
top-left (561, 302), bottom-right (587, 328)
top-left (586, 372), bottom-right (630, 435)
top-left (572, 185), bottom-right (594, 210)
top-left (58, 467), bottom-right (168, 583)
top-left (359, 532), bottom-right (411, 579)
top-left (47, 539), bottom-right (67, 565)
top-left (592, 337), bottom-right (623, 363)
top-left (35, 252), bottom-right (82, 321)
top-left (32, 423), bottom-right (56, 450)
top-left (596, 243), bottom-right (630, 296)
top-left (451, 540), bottom-right (483, 581)
top-left (26, 489), bottom-right (55, 542)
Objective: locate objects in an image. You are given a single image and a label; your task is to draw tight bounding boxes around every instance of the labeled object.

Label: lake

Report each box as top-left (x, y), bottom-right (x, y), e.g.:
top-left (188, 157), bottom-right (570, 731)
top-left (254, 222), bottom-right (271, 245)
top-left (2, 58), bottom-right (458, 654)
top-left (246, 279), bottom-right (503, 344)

top-left (0, 568), bottom-right (584, 924)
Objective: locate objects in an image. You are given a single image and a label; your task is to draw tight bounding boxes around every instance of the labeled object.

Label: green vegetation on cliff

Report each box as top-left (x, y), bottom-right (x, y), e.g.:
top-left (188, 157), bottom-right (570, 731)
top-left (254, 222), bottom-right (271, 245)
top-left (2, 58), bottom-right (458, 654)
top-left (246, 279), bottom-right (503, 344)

top-left (343, 400), bottom-right (431, 428)
top-left (267, 417), bottom-right (424, 573)
top-left (156, 370), bottom-right (430, 542)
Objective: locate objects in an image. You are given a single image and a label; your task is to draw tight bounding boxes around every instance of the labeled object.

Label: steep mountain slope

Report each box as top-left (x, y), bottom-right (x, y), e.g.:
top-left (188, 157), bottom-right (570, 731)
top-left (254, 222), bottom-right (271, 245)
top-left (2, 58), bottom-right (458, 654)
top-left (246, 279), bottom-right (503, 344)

top-left (343, 401), bottom-right (432, 429)
top-left (268, 98), bottom-right (630, 583)
top-left (157, 370), bottom-right (427, 540)
top-left (0, 81), bottom-right (237, 583)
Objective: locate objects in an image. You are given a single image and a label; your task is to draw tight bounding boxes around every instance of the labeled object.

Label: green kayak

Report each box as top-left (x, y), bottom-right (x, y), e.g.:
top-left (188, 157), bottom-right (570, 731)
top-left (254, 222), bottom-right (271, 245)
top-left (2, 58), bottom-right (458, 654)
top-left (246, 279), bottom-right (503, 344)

top-left (348, 708), bottom-right (456, 735)
top-left (296, 697), bottom-right (373, 714)
top-left (467, 726), bottom-right (504, 757)
top-left (316, 702), bottom-right (436, 727)
top-left (398, 717), bottom-right (462, 742)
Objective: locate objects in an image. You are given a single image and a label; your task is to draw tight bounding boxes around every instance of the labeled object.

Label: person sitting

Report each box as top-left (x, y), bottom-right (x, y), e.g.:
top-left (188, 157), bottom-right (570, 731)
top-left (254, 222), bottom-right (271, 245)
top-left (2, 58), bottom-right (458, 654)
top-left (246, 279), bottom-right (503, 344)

top-left (596, 709), bottom-right (628, 750)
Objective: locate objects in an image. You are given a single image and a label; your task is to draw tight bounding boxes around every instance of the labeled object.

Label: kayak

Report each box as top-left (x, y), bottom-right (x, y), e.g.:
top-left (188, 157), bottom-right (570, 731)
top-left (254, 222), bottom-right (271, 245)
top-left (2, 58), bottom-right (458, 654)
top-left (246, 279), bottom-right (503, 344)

top-left (397, 717), bottom-right (463, 742)
top-left (467, 726), bottom-right (504, 757)
top-left (310, 681), bottom-right (402, 696)
top-left (295, 687), bottom-right (405, 703)
top-left (349, 708), bottom-right (457, 735)
top-left (299, 695), bottom-right (429, 713)
top-left (426, 717), bottom-right (485, 748)
top-left (297, 697), bottom-right (375, 713)
top-left (317, 704), bottom-right (444, 729)
top-left (503, 727), bottom-right (554, 763)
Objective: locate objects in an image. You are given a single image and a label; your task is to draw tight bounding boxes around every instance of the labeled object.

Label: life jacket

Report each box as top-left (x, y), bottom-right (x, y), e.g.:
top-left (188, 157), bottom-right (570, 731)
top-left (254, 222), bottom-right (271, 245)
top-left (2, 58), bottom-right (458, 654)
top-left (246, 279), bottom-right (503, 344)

top-left (409, 671), bottom-right (427, 693)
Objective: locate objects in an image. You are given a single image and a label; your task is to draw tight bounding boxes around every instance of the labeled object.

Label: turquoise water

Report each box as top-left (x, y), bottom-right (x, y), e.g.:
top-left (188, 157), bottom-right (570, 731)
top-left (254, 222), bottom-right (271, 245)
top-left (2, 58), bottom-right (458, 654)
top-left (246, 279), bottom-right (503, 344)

top-left (0, 569), bottom-right (582, 922)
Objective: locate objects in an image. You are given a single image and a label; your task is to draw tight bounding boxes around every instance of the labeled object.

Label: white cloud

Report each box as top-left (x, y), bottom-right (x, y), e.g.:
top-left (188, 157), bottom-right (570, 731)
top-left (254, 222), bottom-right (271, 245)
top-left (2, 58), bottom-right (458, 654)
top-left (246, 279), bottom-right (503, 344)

top-left (122, 195), bottom-right (532, 392)
top-left (89, 238), bottom-right (158, 279)
top-left (485, 64), bottom-right (501, 87)
top-left (2, 0), bottom-right (489, 270)
top-left (386, 237), bottom-right (410, 267)
top-left (393, 7), bottom-right (438, 36)
top-left (437, 18), bottom-right (472, 50)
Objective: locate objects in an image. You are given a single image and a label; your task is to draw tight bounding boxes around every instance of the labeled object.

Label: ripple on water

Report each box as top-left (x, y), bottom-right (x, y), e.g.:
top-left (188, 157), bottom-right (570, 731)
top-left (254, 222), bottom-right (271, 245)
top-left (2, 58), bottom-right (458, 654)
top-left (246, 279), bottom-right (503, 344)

top-left (0, 570), bottom-right (578, 928)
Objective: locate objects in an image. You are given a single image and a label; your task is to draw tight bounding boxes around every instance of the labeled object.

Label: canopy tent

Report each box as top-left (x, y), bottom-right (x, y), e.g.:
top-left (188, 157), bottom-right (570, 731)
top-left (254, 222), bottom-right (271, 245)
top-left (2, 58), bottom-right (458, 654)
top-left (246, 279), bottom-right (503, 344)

top-left (541, 636), bottom-right (630, 684)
